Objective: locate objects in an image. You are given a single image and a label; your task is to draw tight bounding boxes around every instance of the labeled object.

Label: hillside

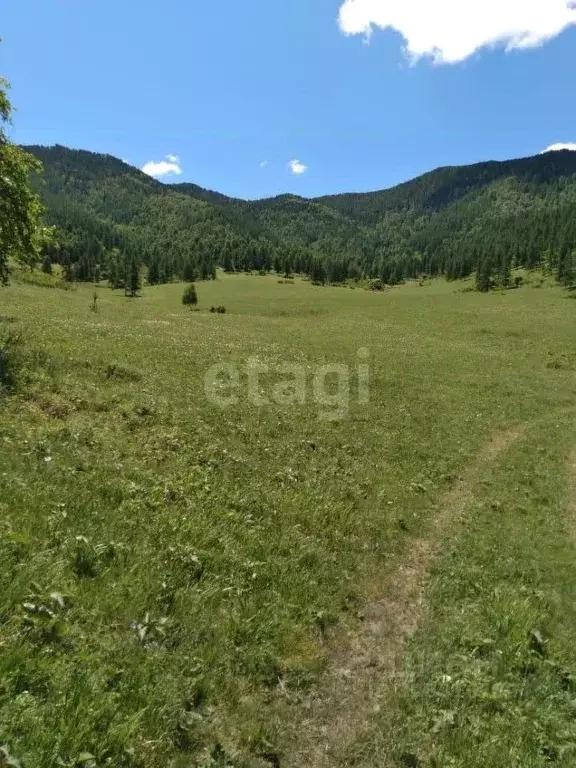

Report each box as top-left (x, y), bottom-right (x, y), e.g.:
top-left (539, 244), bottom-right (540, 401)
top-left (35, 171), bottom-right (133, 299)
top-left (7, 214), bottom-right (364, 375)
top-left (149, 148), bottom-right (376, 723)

top-left (24, 144), bottom-right (576, 286)
top-left (318, 151), bottom-right (576, 219)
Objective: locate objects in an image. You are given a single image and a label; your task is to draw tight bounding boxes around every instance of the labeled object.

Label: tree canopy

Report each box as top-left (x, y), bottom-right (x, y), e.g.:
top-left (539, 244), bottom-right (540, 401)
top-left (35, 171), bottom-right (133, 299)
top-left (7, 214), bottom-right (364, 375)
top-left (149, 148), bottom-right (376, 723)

top-left (0, 75), bottom-right (45, 283)
top-left (22, 143), bottom-right (576, 289)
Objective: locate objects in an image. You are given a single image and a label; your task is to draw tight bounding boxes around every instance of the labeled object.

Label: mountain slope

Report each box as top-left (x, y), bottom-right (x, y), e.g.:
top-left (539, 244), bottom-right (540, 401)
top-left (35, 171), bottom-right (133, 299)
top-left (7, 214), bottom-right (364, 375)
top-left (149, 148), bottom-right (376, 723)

top-left (318, 151), bottom-right (576, 220)
top-left (24, 144), bottom-right (576, 286)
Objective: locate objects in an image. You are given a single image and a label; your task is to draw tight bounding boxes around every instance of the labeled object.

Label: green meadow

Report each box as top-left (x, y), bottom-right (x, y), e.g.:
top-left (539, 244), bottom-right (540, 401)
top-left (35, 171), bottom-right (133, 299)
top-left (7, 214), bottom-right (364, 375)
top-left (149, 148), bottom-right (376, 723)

top-left (0, 273), bottom-right (575, 767)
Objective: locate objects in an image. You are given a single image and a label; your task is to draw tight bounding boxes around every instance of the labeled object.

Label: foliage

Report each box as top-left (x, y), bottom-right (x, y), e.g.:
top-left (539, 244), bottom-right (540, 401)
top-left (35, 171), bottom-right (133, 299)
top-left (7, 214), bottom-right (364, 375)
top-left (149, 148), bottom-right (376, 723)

top-left (23, 145), bottom-right (576, 290)
top-left (0, 77), bottom-right (46, 283)
top-left (124, 254), bottom-right (140, 297)
top-left (182, 283), bottom-right (198, 306)
top-left (41, 255), bottom-right (53, 274)
top-left (0, 327), bottom-right (22, 391)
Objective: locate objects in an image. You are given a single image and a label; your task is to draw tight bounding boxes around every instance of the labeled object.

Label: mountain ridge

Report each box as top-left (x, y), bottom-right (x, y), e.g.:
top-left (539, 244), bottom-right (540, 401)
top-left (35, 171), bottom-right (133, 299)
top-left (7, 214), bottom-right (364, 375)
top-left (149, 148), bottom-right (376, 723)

top-left (23, 144), bottom-right (576, 287)
top-left (25, 143), bottom-right (576, 203)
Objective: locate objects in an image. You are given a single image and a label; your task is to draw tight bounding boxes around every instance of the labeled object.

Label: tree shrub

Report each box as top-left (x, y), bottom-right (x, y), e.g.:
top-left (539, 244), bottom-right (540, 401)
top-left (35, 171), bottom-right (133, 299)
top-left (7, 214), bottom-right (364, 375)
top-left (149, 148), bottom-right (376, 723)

top-left (182, 283), bottom-right (198, 307)
top-left (0, 329), bottom-right (22, 392)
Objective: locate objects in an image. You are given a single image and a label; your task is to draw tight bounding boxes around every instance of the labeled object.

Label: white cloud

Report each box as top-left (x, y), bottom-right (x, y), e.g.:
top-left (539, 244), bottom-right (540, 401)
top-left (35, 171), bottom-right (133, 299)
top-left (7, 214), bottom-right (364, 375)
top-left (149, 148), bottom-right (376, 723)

top-left (259, 160), bottom-right (269, 168)
top-left (541, 142), bottom-right (576, 153)
top-left (141, 154), bottom-right (183, 177)
top-left (288, 159), bottom-right (308, 175)
top-left (338, 0), bottom-right (576, 64)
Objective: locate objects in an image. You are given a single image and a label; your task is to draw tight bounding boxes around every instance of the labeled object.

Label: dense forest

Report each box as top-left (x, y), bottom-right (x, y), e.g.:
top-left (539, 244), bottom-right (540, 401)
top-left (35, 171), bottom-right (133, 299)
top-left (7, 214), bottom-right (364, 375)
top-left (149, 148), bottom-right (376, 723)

top-left (25, 144), bottom-right (576, 290)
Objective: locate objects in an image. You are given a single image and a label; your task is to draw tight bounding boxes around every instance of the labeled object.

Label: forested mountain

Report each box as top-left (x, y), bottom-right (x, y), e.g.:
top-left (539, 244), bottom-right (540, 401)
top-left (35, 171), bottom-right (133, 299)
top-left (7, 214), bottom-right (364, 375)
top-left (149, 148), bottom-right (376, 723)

top-left (24, 144), bottom-right (576, 289)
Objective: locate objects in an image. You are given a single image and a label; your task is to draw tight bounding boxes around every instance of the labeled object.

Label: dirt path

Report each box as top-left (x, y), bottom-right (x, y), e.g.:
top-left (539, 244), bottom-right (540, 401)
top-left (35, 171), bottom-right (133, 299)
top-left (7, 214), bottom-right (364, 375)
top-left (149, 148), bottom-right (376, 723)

top-left (284, 428), bottom-right (523, 768)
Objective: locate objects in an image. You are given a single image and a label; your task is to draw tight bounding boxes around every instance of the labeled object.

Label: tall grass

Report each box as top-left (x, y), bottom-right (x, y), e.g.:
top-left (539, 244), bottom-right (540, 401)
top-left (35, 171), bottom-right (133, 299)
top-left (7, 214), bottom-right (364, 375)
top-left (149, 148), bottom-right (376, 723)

top-left (0, 274), bottom-right (574, 766)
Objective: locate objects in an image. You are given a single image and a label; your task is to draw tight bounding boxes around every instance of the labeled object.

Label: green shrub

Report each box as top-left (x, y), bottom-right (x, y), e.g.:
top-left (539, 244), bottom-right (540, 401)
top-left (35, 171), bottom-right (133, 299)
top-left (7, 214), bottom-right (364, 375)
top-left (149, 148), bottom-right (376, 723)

top-left (14, 267), bottom-right (71, 290)
top-left (41, 255), bottom-right (53, 274)
top-left (0, 329), bottom-right (23, 392)
top-left (182, 283), bottom-right (198, 307)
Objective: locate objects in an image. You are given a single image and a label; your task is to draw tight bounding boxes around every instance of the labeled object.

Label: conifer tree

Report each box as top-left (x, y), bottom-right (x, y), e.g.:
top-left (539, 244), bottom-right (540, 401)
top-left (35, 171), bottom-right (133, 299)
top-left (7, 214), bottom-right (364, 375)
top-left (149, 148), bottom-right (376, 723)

top-left (498, 250), bottom-right (512, 288)
top-left (183, 258), bottom-right (198, 282)
top-left (557, 246), bottom-right (575, 286)
top-left (106, 248), bottom-right (125, 289)
top-left (148, 257), bottom-right (160, 285)
top-left (310, 259), bottom-right (326, 285)
top-left (476, 256), bottom-right (493, 292)
top-left (125, 254), bottom-right (141, 297)
top-left (42, 254), bottom-right (53, 274)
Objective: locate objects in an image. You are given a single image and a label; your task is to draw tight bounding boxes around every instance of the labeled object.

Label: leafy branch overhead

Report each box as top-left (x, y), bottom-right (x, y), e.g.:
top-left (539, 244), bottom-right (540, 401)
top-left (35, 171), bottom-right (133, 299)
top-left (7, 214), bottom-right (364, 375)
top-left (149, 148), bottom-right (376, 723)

top-left (0, 74), bottom-right (50, 283)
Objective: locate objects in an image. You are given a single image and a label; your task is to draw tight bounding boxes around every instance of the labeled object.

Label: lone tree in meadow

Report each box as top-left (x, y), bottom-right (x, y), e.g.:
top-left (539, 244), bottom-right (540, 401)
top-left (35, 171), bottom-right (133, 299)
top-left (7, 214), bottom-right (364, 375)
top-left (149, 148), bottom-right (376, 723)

top-left (125, 254), bottom-right (141, 297)
top-left (182, 283), bottom-right (198, 307)
top-left (0, 71), bottom-right (46, 284)
top-left (476, 256), bottom-right (493, 293)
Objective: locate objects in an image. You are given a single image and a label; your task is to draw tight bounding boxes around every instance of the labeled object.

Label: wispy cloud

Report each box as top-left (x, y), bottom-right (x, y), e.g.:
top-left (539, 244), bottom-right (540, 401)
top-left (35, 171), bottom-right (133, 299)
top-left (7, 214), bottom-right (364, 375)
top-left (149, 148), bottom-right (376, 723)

top-left (142, 154), bottom-right (183, 177)
top-left (338, 0), bottom-right (576, 64)
top-left (288, 159), bottom-right (308, 175)
top-left (541, 142), bottom-right (576, 153)
top-left (259, 160), bottom-right (269, 168)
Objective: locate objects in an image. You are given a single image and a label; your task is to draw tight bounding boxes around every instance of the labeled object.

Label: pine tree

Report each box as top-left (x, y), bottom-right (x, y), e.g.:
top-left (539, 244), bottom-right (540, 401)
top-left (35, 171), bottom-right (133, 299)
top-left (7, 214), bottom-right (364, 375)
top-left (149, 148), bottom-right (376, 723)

top-left (222, 241), bottom-right (235, 273)
top-left (77, 254), bottom-right (92, 281)
top-left (310, 260), bottom-right (326, 285)
top-left (476, 255), bottom-right (493, 292)
top-left (41, 255), bottom-right (53, 274)
top-left (125, 254), bottom-right (141, 297)
top-left (148, 257), bottom-right (160, 285)
top-left (107, 249), bottom-right (125, 289)
top-left (183, 258), bottom-right (198, 282)
top-left (62, 258), bottom-right (76, 282)
top-left (557, 246), bottom-right (575, 286)
top-left (199, 259), bottom-right (211, 280)
top-left (498, 250), bottom-right (512, 288)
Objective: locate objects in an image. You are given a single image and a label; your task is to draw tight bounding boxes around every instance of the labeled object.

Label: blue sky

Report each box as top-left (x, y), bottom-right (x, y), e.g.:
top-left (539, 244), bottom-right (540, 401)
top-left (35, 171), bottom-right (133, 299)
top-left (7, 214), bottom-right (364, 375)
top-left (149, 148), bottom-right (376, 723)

top-left (1, 0), bottom-right (576, 199)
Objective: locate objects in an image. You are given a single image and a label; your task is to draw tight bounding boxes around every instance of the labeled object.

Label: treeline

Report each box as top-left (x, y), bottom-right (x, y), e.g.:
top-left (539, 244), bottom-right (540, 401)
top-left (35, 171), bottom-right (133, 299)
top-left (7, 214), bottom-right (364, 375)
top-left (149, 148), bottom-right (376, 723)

top-left (25, 144), bottom-right (576, 290)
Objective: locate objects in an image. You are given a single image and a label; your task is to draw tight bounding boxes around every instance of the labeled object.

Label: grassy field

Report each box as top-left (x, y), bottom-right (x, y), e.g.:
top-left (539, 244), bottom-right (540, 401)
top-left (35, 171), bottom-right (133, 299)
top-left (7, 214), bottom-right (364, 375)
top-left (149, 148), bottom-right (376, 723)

top-left (0, 273), bottom-right (575, 767)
